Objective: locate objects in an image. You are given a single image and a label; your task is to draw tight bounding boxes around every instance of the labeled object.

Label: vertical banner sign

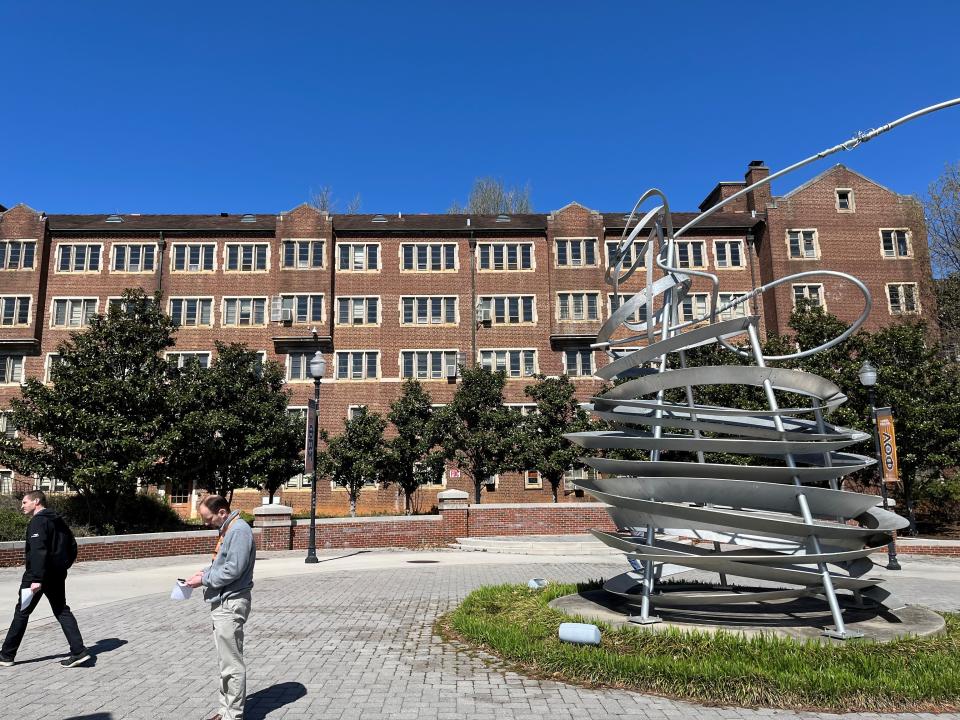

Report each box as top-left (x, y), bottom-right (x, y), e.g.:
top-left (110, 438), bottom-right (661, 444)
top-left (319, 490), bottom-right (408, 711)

top-left (304, 399), bottom-right (317, 476)
top-left (875, 407), bottom-right (899, 483)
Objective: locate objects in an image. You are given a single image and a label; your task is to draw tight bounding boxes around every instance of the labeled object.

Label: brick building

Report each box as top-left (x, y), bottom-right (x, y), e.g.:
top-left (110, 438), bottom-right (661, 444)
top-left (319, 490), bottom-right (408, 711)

top-left (0, 161), bottom-right (933, 515)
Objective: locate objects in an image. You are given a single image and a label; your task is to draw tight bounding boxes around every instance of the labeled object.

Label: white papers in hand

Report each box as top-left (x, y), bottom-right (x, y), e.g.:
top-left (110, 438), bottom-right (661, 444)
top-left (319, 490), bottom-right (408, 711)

top-left (170, 581), bottom-right (193, 601)
top-left (20, 588), bottom-right (33, 611)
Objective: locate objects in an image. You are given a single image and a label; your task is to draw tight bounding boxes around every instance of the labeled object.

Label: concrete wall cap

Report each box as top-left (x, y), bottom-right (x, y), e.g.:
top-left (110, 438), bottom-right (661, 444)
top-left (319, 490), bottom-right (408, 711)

top-left (253, 504), bottom-right (294, 516)
top-left (437, 489), bottom-right (469, 501)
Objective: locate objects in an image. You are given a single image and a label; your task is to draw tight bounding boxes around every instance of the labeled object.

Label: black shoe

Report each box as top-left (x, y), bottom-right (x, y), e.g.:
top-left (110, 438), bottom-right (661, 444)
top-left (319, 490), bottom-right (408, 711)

top-left (0, 655), bottom-right (13, 667)
top-left (60, 650), bottom-right (91, 667)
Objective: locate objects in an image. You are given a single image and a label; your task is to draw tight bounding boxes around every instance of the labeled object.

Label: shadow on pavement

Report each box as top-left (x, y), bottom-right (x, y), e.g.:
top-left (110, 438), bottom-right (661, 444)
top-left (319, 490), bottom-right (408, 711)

top-left (62, 714), bottom-right (112, 720)
top-left (246, 681), bottom-right (307, 719)
top-left (10, 638), bottom-right (126, 667)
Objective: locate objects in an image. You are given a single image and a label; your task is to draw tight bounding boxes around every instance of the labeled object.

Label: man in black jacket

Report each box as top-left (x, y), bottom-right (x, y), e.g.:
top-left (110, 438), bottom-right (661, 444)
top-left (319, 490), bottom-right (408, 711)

top-left (0, 490), bottom-right (89, 667)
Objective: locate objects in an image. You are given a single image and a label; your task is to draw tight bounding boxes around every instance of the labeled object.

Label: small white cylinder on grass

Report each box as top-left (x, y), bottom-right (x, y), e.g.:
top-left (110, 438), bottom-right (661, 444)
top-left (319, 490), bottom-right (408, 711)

top-left (558, 622), bottom-right (601, 646)
top-left (527, 578), bottom-right (547, 590)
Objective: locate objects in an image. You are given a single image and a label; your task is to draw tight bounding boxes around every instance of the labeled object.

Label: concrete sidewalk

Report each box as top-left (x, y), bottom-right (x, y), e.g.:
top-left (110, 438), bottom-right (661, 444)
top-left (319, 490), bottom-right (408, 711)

top-left (0, 549), bottom-right (957, 720)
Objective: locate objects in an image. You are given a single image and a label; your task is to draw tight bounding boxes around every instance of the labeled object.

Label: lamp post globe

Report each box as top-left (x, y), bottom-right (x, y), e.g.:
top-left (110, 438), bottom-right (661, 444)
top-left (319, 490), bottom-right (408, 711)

top-left (858, 359), bottom-right (900, 570)
top-left (305, 351), bottom-right (326, 564)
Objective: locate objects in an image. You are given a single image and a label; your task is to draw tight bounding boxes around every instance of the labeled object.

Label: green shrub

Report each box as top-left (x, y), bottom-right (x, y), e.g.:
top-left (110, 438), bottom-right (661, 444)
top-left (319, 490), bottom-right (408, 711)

top-left (0, 508), bottom-right (29, 542)
top-left (46, 492), bottom-right (187, 536)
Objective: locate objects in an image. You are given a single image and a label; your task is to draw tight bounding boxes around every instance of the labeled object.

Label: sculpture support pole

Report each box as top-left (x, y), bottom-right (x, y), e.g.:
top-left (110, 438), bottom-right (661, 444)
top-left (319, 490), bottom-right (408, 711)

top-left (746, 323), bottom-right (860, 639)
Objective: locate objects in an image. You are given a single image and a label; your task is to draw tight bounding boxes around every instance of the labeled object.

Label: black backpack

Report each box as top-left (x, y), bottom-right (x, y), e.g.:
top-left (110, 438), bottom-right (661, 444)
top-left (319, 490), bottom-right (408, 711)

top-left (50, 515), bottom-right (78, 571)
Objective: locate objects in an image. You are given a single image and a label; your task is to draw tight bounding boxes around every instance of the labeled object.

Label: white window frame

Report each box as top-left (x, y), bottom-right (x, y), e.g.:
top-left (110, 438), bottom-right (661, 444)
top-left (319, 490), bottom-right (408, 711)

top-left (478, 349), bottom-right (538, 377)
top-left (563, 466), bottom-right (598, 491)
top-left (0, 355), bottom-right (25, 385)
top-left (716, 292), bottom-right (750, 321)
top-left (605, 239), bottom-right (643, 270)
top-left (49, 297), bottom-right (97, 329)
top-left (336, 296), bottom-right (381, 326)
top-left (399, 349), bottom-right (459, 380)
top-left (886, 283), bottom-right (920, 315)
top-left (835, 188), bottom-right (855, 213)
top-left (0, 410), bottom-right (16, 440)
top-left (477, 295), bottom-right (537, 325)
top-left (0, 240), bottom-right (37, 271)
top-left (224, 242), bottom-right (271, 272)
top-left (165, 351), bottom-right (212, 369)
top-left (280, 294), bottom-right (325, 325)
top-left (0, 469), bottom-right (13, 494)
top-left (880, 229), bottom-right (913, 259)
top-left (336, 242), bottom-right (381, 272)
top-left (55, 243), bottom-right (103, 273)
top-left (399, 296), bottom-right (458, 326)
top-left (786, 229), bottom-right (820, 260)
top-left (0, 295), bottom-right (32, 327)
top-left (679, 293), bottom-right (710, 323)
top-left (713, 239), bottom-right (745, 269)
top-left (523, 469), bottom-right (542, 489)
top-left (555, 237), bottom-right (598, 268)
top-left (222, 297), bottom-right (269, 327)
top-left (170, 242), bottom-right (217, 273)
top-left (399, 242), bottom-right (459, 272)
top-left (44, 353), bottom-right (62, 384)
top-left (675, 240), bottom-right (707, 269)
top-left (563, 349), bottom-right (594, 377)
top-left (792, 284), bottom-right (825, 311)
top-left (334, 350), bottom-right (380, 381)
top-left (281, 239), bottom-right (326, 269)
top-left (168, 297), bottom-right (215, 328)
top-left (110, 242), bottom-right (158, 273)
top-left (607, 293), bottom-right (648, 325)
top-left (557, 292), bottom-right (600, 322)
top-left (476, 242), bottom-right (535, 272)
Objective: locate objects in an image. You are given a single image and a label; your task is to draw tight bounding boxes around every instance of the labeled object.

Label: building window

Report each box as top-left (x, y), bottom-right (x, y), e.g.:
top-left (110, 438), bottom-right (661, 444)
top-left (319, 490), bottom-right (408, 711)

top-left (679, 293), bottom-right (709, 323)
top-left (787, 230), bottom-right (819, 260)
top-left (112, 243), bottom-right (156, 273)
top-left (0, 411), bottom-right (15, 439)
top-left (337, 297), bottom-right (379, 326)
top-left (0, 241), bottom-right (36, 270)
top-left (401, 243), bottom-right (457, 271)
top-left (36, 477), bottom-right (68, 493)
top-left (44, 354), bottom-right (62, 384)
top-left (608, 294), bottom-right (648, 324)
top-left (172, 243), bottom-right (216, 272)
top-left (282, 239), bottom-right (325, 269)
top-left (168, 482), bottom-right (191, 504)
top-left (57, 244), bottom-right (102, 273)
top-left (335, 351), bottom-right (380, 380)
top-left (169, 298), bottom-right (214, 327)
top-left (223, 298), bottom-right (268, 326)
top-left (477, 242), bottom-right (534, 271)
top-left (563, 350), bottom-right (594, 377)
top-left (337, 243), bottom-right (380, 271)
top-left (1, 296), bottom-right (31, 327)
top-left (400, 350), bottom-right (458, 380)
top-left (836, 189), bottom-right (855, 212)
top-left (225, 243), bottom-right (269, 272)
top-left (606, 240), bottom-right (642, 269)
top-left (524, 470), bottom-right (542, 489)
top-left (1, 355), bottom-right (24, 384)
top-left (676, 240), bottom-right (706, 268)
top-left (479, 349), bottom-right (537, 377)
top-left (51, 298), bottom-right (96, 328)
top-left (714, 240), bottom-right (744, 268)
top-left (887, 283), bottom-right (919, 315)
top-left (557, 293), bottom-right (599, 321)
top-left (563, 466), bottom-right (598, 490)
top-left (881, 229), bottom-right (912, 259)
top-left (792, 284), bottom-right (824, 309)
top-left (477, 296), bottom-right (535, 324)
top-left (166, 352), bottom-right (211, 369)
top-left (401, 297), bottom-right (457, 325)
top-left (280, 295), bottom-right (324, 324)
top-left (717, 292), bottom-right (749, 321)
top-left (555, 238), bottom-right (597, 267)
top-left (287, 353), bottom-right (316, 382)
top-left (0, 469), bottom-right (12, 494)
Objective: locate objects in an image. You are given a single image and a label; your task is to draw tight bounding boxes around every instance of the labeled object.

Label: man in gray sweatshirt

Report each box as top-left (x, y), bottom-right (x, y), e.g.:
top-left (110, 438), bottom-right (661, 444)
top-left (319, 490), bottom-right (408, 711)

top-left (185, 495), bottom-right (256, 720)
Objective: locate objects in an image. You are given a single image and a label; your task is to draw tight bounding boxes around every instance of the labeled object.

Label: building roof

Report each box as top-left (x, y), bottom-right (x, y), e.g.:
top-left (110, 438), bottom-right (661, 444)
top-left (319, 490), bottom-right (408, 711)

top-left (331, 213), bottom-right (549, 233)
top-left (778, 163), bottom-right (899, 200)
top-left (47, 213), bottom-right (277, 233)
top-left (601, 211), bottom-right (761, 231)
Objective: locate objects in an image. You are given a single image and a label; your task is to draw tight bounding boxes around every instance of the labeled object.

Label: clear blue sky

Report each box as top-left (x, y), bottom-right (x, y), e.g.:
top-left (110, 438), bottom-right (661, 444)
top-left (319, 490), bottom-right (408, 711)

top-left (2, 2), bottom-right (959, 216)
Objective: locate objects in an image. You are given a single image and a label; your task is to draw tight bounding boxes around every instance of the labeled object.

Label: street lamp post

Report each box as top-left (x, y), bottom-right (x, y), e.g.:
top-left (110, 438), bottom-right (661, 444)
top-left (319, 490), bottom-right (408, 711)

top-left (305, 351), bottom-right (326, 564)
top-left (858, 360), bottom-right (901, 571)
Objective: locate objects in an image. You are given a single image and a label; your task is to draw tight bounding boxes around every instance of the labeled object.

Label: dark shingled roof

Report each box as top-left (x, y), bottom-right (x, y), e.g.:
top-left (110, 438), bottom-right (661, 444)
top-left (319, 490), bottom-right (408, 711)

top-left (48, 214), bottom-right (277, 233)
top-left (331, 213), bottom-right (549, 233)
top-left (601, 212), bottom-right (762, 231)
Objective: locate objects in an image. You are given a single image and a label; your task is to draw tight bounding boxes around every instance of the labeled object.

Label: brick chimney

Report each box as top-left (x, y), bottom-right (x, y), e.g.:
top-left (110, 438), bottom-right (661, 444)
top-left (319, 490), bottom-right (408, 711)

top-left (744, 160), bottom-right (771, 214)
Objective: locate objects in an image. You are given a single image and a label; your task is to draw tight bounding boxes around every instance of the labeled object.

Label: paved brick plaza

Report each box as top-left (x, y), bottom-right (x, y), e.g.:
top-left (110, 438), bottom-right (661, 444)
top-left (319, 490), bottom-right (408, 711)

top-left (0, 552), bottom-right (957, 720)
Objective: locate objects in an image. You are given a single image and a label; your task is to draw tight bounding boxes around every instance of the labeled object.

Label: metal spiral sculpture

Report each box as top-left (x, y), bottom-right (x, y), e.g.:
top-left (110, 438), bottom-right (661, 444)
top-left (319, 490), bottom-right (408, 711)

top-left (565, 99), bottom-right (960, 639)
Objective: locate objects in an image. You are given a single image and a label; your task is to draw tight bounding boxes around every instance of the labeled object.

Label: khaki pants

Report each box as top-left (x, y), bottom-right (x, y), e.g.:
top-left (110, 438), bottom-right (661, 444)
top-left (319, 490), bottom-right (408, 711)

top-left (210, 592), bottom-right (251, 720)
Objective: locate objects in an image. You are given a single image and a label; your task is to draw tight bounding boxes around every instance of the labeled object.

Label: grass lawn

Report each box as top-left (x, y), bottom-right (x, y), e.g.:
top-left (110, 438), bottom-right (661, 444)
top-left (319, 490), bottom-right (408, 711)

top-left (438, 581), bottom-right (960, 712)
